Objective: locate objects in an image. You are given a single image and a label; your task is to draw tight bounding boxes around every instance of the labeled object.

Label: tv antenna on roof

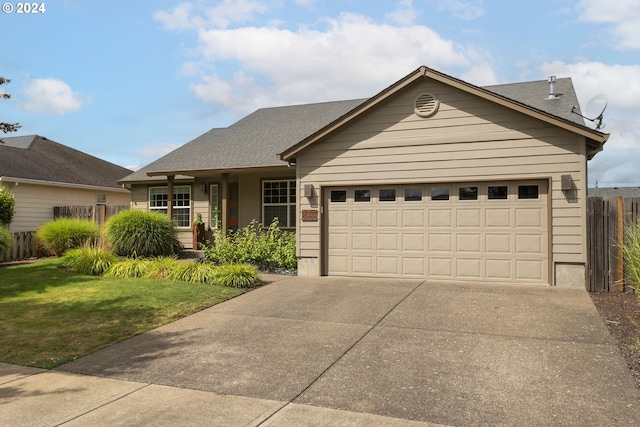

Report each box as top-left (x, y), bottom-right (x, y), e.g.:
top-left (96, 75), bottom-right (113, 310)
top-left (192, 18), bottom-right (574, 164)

top-left (571, 94), bottom-right (608, 131)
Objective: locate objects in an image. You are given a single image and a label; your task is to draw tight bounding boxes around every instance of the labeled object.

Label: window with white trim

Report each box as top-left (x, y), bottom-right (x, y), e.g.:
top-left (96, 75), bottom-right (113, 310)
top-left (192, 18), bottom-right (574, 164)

top-left (210, 184), bottom-right (219, 229)
top-left (263, 179), bottom-right (296, 228)
top-left (149, 185), bottom-right (191, 227)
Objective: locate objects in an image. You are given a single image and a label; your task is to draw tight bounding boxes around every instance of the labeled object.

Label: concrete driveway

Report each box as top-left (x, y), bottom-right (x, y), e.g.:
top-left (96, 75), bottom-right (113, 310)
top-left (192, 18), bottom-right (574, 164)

top-left (2, 277), bottom-right (640, 426)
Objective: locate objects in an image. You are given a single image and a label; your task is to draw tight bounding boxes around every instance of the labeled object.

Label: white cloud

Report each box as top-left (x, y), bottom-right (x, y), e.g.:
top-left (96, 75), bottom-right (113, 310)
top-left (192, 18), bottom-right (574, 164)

top-left (135, 142), bottom-right (181, 159)
top-left (577, 0), bottom-right (640, 50)
top-left (21, 78), bottom-right (86, 115)
top-left (154, 0), bottom-right (269, 30)
top-left (162, 9), bottom-right (486, 112)
top-left (539, 61), bottom-right (640, 186)
top-left (435, 0), bottom-right (485, 21)
top-left (386, 0), bottom-right (419, 26)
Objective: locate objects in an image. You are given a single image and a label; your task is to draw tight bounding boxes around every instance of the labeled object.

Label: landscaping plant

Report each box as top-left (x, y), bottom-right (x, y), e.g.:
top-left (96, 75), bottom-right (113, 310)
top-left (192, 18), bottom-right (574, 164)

top-left (166, 261), bottom-right (218, 284)
top-left (213, 263), bottom-right (263, 288)
top-left (105, 257), bottom-right (151, 278)
top-left (105, 210), bottom-right (182, 258)
top-left (204, 218), bottom-right (296, 271)
top-left (36, 218), bottom-right (100, 256)
top-left (61, 246), bottom-right (117, 276)
top-left (0, 225), bottom-right (11, 253)
top-left (0, 187), bottom-right (15, 226)
top-left (622, 220), bottom-right (640, 294)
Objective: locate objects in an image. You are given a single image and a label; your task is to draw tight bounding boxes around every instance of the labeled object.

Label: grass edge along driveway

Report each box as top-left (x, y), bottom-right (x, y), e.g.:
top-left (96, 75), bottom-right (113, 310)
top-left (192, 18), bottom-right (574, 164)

top-left (0, 258), bottom-right (245, 369)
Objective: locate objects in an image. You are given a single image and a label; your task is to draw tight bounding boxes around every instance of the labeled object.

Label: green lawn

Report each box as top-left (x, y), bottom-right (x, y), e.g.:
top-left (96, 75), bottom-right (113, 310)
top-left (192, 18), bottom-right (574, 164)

top-left (0, 258), bottom-right (245, 369)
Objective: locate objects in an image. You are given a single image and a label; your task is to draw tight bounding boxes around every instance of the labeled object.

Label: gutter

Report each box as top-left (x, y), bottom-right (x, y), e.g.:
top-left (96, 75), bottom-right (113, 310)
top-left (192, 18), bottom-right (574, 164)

top-left (0, 176), bottom-right (130, 193)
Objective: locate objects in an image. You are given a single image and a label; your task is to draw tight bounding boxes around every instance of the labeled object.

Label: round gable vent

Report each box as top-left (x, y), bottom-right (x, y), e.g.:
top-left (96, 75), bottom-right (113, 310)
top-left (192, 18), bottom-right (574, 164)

top-left (414, 93), bottom-right (440, 118)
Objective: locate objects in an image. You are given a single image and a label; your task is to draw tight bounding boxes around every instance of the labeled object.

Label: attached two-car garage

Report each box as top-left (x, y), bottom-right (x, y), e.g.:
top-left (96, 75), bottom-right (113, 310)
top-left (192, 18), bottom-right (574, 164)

top-left (324, 180), bottom-right (549, 284)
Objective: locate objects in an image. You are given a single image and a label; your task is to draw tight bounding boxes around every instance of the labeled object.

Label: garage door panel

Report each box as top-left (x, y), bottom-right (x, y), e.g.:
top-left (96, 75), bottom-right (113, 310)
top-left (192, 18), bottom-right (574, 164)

top-left (326, 181), bottom-right (548, 284)
top-left (485, 234), bottom-right (511, 253)
top-left (352, 233), bottom-right (373, 250)
top-left (352, 210), bottom-right (373, 227)
top-left (429, 258), bottom-right (453, 277)
top-left (458, 233), bottom-right (481, 253)
top-left (486, 208), bottom-right (511, 227)
top-left (402, 234), bottom-right (424, 251)
top-left (429, 234), bottom-right (453, 252)
top-left (515, 234), bottom-right (543, 254)
top-left (429, 210), bottom-right (452, 227)
top-left (457, 209), bottom-right (481, 227)
top-left (457, 258), bottom-right (482, 278)
top-left (515, 208), bottom-right (543, 227)
top-left (377, 210), bottom-right (399, 227)
top-left (377, 233), bottom-right (399, 251)
top-left (402, 209), bottom-right (425, 227)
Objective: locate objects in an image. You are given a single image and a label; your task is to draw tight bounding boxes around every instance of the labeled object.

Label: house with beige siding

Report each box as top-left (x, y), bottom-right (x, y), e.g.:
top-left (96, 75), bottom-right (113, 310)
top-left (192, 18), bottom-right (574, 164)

top-left (119, 66), bottom-right (608, 287)
top-left (0, 135), bottom-right (132, 232)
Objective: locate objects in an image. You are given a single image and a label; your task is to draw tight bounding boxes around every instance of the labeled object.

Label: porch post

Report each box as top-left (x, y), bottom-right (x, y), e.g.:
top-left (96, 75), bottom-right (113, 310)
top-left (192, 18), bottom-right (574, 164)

top-left (167, 175), bottom-right (174, 221)
top-left (221, 173), bottom-right (229, 234)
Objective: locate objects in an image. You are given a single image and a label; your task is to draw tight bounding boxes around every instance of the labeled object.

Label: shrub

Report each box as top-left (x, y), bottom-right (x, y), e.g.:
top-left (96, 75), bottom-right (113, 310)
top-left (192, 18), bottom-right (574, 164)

top-left (0, 187), bottom-right (15, 226)
top-left (622, 221), bottom-right (640, 293)
top-left (144, 256), bottom-right (181, 280)
top-left (61, 246), bottom-right (117, 276)
top-left (36, 218), bottom-right (100, 256)
top-left (105, 210), bottom-right (182, 258)
top-left (0, 225), bottom-right (12, 253)
top-left (213, 263), bottom-right (262, 288)
top-left (167, 261), bottom-right (218, 284)
top-left (105, 257), bottom-right (151, 278)
top-left (203, 219), bottom-right (296, 271)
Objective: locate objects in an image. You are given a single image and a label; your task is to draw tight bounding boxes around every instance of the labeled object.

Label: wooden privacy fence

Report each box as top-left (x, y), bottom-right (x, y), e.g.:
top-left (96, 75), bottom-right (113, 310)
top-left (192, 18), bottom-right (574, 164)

top-left (587, 196), bottom-right (640, 292)
top-left (0, 231), bottom-right (40, 262)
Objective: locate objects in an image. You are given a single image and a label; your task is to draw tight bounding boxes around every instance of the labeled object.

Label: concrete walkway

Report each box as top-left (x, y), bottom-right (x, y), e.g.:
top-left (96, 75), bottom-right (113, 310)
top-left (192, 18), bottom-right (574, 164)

top-left (2, 277), bottom-right (640, 426)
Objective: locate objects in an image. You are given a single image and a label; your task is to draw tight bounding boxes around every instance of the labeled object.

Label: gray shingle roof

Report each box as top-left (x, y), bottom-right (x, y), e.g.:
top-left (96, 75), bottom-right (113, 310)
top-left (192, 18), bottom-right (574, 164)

top-left (0, 135), bottom-right (132, 188)
top-left (119, 74), bottom-right (591, 184)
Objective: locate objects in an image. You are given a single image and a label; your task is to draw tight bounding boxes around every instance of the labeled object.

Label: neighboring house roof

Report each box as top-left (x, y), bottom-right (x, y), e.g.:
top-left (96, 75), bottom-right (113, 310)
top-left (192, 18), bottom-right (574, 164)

top-left (120, 66), bottom-right (609, 184)
top-left (0, 135), bottom-right (132, 190)
top-left (588, 187), bottom-right (640, 198)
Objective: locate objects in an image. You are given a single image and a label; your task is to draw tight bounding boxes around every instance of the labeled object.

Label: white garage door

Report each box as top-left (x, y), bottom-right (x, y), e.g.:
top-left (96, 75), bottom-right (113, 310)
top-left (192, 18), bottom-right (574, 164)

top-left (324, 181), bottom-right (549, 283)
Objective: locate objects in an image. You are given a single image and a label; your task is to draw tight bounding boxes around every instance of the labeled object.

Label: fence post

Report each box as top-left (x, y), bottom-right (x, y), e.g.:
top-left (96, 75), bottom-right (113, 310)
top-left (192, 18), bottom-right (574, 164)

top-left (617, 196), bottom-right (624, 292)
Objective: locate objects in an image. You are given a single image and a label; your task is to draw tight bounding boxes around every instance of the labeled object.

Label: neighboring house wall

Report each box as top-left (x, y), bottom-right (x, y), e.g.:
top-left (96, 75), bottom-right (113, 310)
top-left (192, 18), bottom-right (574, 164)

top-left (2, 181), bottom-right (130, 233)
top-left (296, 79), bottom-right (588, 285)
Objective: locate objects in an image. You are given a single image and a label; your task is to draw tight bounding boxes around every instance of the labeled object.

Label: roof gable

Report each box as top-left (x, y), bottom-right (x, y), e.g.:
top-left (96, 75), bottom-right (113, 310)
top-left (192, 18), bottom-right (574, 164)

top-left (0, 135), bottom-right (132, 188)
top-left (279, 66), bottom-right (609, 161)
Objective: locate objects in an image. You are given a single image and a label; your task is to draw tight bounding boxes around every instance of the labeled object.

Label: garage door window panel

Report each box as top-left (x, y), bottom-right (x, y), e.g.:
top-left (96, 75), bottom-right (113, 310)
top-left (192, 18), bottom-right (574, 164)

top-left (379, 189), bottom-right (396, 202)
top-left (331, 190), bottom-right (347, 203)
top-left (354, 189), bottom-right (371, 202)
top-left (431, 187), bottom-right (450, 201)
top-left (459, 186), bottom-right (478, 201)
top-left (488, 186), bottom-right (508, 200)
top-left (404, 188), bottom-right (423, 202)
top-left (518, 185), bottom-right (539, 199)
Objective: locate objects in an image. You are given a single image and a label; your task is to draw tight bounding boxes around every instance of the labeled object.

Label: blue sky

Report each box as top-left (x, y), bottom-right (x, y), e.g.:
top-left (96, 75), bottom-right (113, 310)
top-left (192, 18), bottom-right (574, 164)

top-left (1, 0), bottom-right (639, 186)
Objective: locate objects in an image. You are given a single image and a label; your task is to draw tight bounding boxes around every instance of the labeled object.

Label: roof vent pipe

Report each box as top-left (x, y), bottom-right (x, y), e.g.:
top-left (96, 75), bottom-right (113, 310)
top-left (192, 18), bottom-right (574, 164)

top-left (547, 75), bottom-right (558, 100)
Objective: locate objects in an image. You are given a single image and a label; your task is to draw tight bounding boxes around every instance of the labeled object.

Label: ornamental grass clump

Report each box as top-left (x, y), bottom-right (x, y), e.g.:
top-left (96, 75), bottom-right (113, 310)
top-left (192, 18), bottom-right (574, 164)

top-left (213, 263), bottom-right (262, 288)
top-left (105, 257), bottom-right (151, 278)
top-left (622, 221), bottom-right (640, 294)
top-left (166, 261), bottom-right (218, 284)
top-left (105, 210), bottom-right (182, 258)
top-left (61, 246), bottom-right (117, 276)
top-left (36, 218), bottom-right (100, 256)
top-left (143, 256), bottom-right (181, 280)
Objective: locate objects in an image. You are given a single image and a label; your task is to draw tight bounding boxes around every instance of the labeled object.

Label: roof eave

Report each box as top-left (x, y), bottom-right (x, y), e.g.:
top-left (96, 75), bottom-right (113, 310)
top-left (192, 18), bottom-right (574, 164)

top-left (0, 176), bottom-right (130, 192)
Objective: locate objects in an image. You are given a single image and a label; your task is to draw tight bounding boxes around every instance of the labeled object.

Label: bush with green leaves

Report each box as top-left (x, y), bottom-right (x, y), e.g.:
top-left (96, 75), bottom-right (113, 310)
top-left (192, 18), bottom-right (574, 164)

top-left (166, 261), bottom-right (218, 284)
top-left (0, 225), bottom-right (12, 253)
top-left (36, 218), bottom-right (100, 256)
top-left (213, 263), bottom-right (262, 288)
top-left (61, 246), bottom-right (117, 276)
top-left (0, 187), bottom-right (15, 226)
top-left (105, 257), bottom-right (151, 278)
top-left (105, 210), bottom-right (182, 258)
top-left (203, 219), bottom-right (296, 271)
top-left (622, 221), bottom-right (640, 294)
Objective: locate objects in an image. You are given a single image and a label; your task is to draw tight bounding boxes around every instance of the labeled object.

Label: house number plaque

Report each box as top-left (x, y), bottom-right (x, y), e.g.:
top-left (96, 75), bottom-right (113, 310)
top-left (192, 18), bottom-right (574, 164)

top-left (301, 209), bottom-right (318, 222)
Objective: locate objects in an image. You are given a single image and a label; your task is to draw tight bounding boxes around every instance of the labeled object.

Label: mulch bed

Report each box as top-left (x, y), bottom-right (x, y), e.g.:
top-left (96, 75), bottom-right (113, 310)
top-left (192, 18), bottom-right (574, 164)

top-left (590, 291), bottom-right (640, 388)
